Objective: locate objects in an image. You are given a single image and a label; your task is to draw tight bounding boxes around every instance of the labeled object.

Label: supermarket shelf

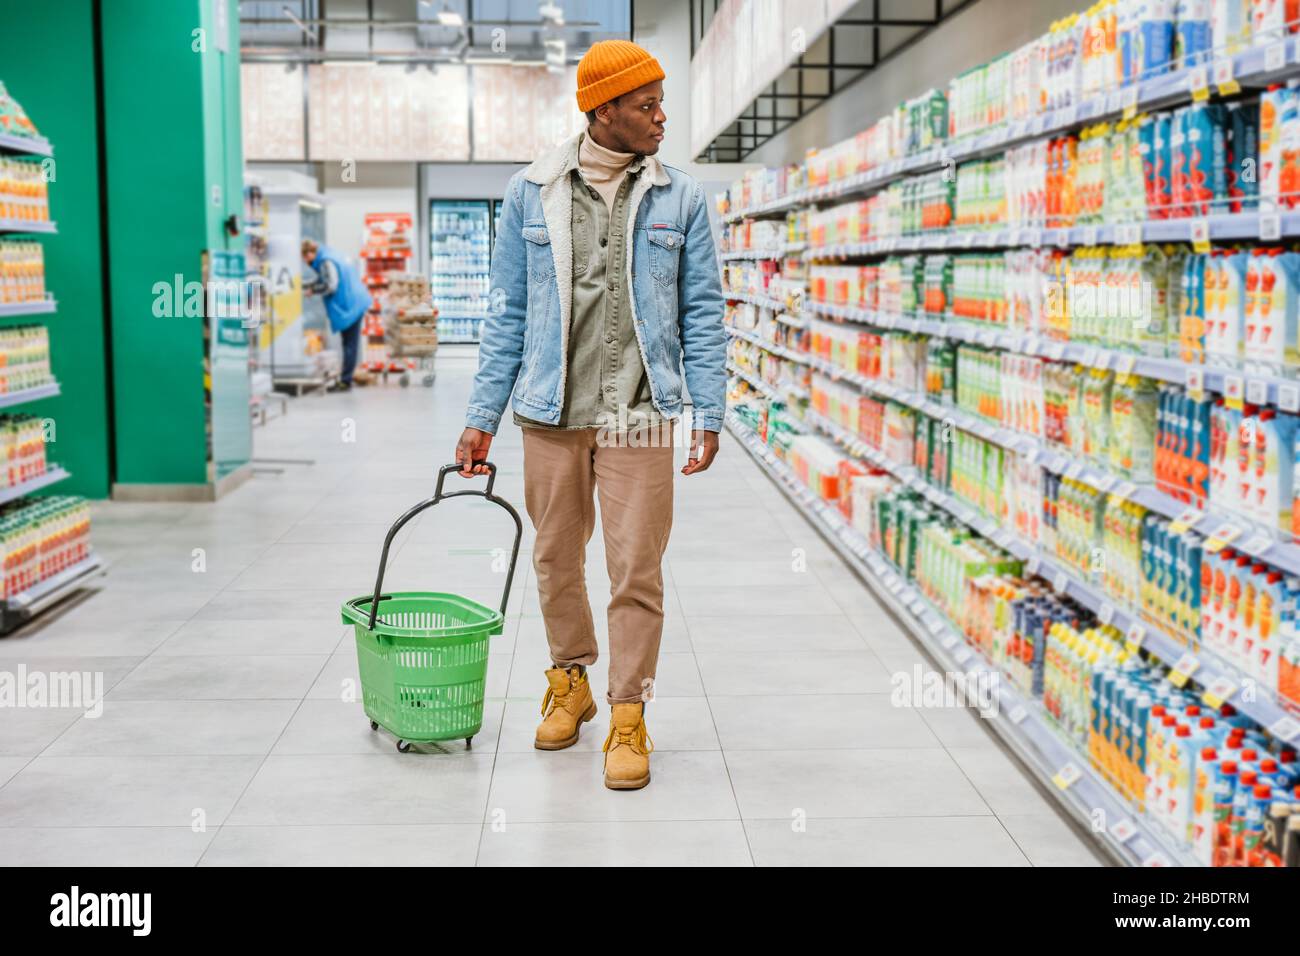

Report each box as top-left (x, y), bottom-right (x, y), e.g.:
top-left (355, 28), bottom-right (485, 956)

top-left (0, 466), bottom-right (70, 506)
top-left (794, 327), bottom-right (1300, 579)
top-left (438, 335), bottom-right (481, 344)
top-left (803, 299), bottom-right (1300, 410)
top-left (726, 412), bottom-right (1197, 867)
top-left (724, 37), bottom-right (1299, 223)
top-left (431, 267), bottom-right (491, 275)
top-left (798, 404), bottom-right (1300, 748)
top-left (723, 290), bottom-right (793, 313)
top-left (720, 248), bottom-right (783, 261)
top-left (0, 219), bottom-right (56, 235)
top-left (0, 382), bottom-right (59, 408)
top-left (800, 210), bottom-right (1300, 261)
top-left (726, 361), bottom-right (809, 404)
top-left (0, 551), bottom-right (105, 635)
top-left (0, 299), bottom-right (55, 318)
top-left (727, 324), bottom-right (810, 366)
top-left (0, 132), bottom-right (53, 157)
top-left (437, 312), bottom-right (486, 320)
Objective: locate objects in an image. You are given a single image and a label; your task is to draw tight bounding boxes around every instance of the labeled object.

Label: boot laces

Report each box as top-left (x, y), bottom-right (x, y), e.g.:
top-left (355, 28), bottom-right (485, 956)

top-left (602, 718), bottom-right (654, 756)
top-left (540, 672), bottom-right (583, 717)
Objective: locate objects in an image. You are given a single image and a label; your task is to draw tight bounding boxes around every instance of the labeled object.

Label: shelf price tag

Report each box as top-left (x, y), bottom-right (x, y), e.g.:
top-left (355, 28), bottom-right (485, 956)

top-left (1082, 225), bottom-right (1099, 246)
top-left (1204, 523), bottom-right (1244, 553)
top-left (1168, 507), bottom-right (1206, 534)
top-left (1065, 461), bottom-right (1085, 480)
top-left (1201, 676), bottom-right (1238, 710)
top-left (954, 646), bottom-right (973, 665)
top-left (1239, 529), bottom-right (1275, 557)
top-left (940, 632), bottom-right (958, 649)
top-left (1142, 853), bottom-right (1172, 867)
top-left (1185, 366), bottom-right (1206, 401)
top-left (1190, 218), bottom-right (1212, 253)
top-left (927, 616), bottom-right (946, 636)
top-left (1026, 555), bottom-right (1041, 576)
top-left (1188, 64), bottom-right (1210, 101)
top-left (1260, 212), bottom-right (1283, 241)
top-left (1113, 353), bottom-right (1136, 376)
top-left (1114, 480), bottom-right (1138, 500)
top-left (1093, 473), bottom-right (1117, 493)
top-left (1080, 346), bottom-right (1099, 367)
top-left (1121, 86), bottom-right (1140, 120)
top-left (1047, 341), bottom-right (1068, 361)
top-left (1053, 571), bottom-right (1070, 594)
top-left (1168, 653), bottom-right (1201, 688)
top-left (1213, 58), bottom-right (1241, 96)
top-left (1116, 223), bottom-right (1142, 245)
top-left (1052, 763), bottom-right (1083, 790)
top-left (1024, 227), bottom-right (1041, 247)
top-left (1125, 622), bottom-right (1147, 654)
top-left (1110, 818), bottom-right (1139, 843)
top-left (1007, 704), bottom-right (1028, 724)
top-left (1246, 378), bottom-right (1269, 405)
top-left (1099, 602), bottom-right (1116, 625)
top-left (1279, 383), bottom-right (1300, 413)
top-left (1224, 374), bottom-right (1245, 411)
top-left (1268, 716), bottom-right (1300, 743)
top-left (1265, 41), bottom-right (1288, 72)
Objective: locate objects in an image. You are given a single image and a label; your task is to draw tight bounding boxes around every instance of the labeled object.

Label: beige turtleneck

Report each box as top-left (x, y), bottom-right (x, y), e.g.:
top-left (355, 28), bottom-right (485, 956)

top-left (578, 131), bottom-right (637, 210)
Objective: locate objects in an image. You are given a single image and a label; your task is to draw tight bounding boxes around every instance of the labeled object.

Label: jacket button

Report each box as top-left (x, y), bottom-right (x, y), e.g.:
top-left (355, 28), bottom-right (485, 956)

top-left (600, 237), bottom-right (607, 247)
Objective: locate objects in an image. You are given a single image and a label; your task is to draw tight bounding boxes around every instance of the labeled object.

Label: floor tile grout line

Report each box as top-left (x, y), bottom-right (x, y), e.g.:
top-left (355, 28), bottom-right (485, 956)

top-left (191, 647), bottom-right (340, 867)
top-left (475, 563), bottom-right (530, 866)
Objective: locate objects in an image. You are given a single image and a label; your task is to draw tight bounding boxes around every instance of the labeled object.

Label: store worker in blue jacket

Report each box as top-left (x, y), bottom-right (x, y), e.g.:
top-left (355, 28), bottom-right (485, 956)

top-left (302, 239), bottom-right (372, 392)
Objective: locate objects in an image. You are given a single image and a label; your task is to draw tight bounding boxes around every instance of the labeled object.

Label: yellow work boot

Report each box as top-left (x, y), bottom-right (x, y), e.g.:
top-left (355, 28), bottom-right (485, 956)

top-left (602, 702), bottom-right (654, 790)
top-left (535, 665), bottom-right (597, 751)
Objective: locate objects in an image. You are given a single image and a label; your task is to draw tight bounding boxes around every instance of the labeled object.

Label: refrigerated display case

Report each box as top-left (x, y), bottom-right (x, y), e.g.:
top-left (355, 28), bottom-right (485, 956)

top-left (428, 199), bottom-right (490, 344)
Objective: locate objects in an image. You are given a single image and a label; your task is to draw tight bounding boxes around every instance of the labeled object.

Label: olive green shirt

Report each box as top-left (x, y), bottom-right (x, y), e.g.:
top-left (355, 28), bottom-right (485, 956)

top-left (513, 154), bottom-right (661, 433)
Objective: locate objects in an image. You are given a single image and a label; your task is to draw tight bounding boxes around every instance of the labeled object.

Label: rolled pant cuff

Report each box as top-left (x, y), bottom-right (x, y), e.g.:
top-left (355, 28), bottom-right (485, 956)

top-left (606, 692), bottom-right (649, 705)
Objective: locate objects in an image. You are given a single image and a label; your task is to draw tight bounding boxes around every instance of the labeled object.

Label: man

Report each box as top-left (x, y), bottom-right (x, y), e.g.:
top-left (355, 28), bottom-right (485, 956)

top-left (302, 238), bottom-right (372, 392)
top-left (455, 39), bottom-right (726, 790)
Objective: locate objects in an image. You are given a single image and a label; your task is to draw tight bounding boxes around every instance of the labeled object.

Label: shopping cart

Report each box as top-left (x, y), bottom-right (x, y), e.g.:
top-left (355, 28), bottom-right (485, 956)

top-left (341, 462), bottom-right (522, 752)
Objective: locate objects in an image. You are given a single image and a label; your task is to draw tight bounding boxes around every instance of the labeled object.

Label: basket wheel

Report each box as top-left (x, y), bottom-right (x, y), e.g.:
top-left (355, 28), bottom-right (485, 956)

top-left (369, 720), bottom-right (379, 731)
top-left (399, 372), bottom-right (411, 387)
top-left (465, 736), bottom-right (473, 749)
top-left (396, 740), bottom-right (412, 753)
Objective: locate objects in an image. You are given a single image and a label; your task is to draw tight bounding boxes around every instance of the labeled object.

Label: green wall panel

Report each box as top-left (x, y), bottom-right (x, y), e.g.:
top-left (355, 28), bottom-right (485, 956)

top-left (0, 0), bottom-right (111, 498)
top-left (101, 0), bottom-right (210, 486)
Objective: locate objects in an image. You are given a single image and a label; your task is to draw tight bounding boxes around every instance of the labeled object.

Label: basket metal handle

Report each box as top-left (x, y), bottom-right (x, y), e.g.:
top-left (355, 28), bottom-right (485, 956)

top-left (363, 461), bottom-right (523, 631)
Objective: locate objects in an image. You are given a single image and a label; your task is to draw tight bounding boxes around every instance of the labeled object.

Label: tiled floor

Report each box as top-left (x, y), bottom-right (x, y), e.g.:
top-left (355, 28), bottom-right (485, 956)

top-left (0, 352), bottom-right (1106, 866)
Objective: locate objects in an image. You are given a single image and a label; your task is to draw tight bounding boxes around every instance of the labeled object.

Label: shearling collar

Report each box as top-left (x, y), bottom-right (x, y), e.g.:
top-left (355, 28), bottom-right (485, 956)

top-left (524, 132), bottom-right (670, 188)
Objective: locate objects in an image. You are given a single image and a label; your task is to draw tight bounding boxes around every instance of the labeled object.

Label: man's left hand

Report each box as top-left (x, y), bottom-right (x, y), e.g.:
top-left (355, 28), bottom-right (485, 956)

top-left (681, 430), bottom-right (719, 476)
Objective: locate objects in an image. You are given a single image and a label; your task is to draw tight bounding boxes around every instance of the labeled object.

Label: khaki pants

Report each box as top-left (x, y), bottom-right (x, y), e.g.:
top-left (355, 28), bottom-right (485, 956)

top-left (521, 424), bottom-right (675, 704)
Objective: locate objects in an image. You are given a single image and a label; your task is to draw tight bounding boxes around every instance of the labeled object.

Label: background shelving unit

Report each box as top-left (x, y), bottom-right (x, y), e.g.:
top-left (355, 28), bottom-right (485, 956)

top-left (0, 110), bottom-right (101, 634)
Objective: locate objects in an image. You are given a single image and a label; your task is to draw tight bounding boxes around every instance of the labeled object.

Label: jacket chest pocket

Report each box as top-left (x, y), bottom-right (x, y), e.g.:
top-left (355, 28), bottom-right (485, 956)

top-left (522, 223), bottom-right (556, 281)
top-left (646, 226), bottom-right (684, 286)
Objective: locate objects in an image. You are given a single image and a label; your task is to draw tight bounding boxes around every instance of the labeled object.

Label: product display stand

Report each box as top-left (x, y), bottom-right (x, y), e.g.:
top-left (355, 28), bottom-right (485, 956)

top-left (0, 118), bottom-right (99, 632)
top-left (728, 411), bottom-right (1194, 866)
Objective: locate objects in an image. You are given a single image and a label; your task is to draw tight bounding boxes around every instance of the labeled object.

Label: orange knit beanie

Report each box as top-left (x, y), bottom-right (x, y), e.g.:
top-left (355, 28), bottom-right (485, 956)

top-left (575, 40), bottom-right (665, 113)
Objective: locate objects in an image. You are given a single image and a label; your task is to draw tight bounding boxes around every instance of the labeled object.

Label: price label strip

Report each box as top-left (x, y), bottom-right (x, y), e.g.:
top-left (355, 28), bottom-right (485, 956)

top-left (1204, 523), bottom-right (1244, 553)
top-left (1268, 716), bottom-right (1300, 744)
top-left (1125, 623), bottom-right (1146, 655)
top-left (1201, 676), bottom-right (1238, 710)
top-left (1168, 653), bottom-right (1201, 688)
top-left (1052, 763), bottom-right (1083, 790)
top-left (1168, 507), bottom-right (1205, 535)
top-left (1213, 58), bottom-right (1241, 96)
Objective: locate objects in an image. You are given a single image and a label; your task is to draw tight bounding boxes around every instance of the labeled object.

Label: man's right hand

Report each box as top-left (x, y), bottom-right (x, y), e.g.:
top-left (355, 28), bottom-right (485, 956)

top-left (456, 427), bottom-right (493, 477)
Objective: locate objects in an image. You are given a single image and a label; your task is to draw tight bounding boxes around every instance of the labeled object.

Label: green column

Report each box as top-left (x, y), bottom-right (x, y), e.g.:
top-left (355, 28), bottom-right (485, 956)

top-left (0, 0), bottom-right (111, 498)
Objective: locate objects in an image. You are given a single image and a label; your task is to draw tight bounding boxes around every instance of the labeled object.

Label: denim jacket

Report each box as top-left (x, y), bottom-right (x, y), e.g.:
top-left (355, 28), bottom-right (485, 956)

top-left (465, 133), bottom-right (727, 435)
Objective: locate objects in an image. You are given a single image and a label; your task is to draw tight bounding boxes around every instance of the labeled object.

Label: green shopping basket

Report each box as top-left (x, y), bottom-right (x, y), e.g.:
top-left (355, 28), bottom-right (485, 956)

top-left (341, 461), bottom-right (522, 752)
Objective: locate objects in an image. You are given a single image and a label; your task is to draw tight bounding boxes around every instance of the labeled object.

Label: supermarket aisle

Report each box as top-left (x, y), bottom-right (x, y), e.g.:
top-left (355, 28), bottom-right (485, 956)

top-left (0, 353), bottom-right (1104, 866)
